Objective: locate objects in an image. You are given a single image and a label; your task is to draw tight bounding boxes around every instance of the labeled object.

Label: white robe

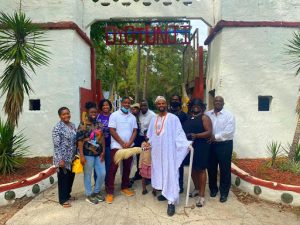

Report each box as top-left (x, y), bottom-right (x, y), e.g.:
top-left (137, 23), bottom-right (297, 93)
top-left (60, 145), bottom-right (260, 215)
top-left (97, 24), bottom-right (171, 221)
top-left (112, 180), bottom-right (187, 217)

top-left (147, 113), bottom-right (190, 203)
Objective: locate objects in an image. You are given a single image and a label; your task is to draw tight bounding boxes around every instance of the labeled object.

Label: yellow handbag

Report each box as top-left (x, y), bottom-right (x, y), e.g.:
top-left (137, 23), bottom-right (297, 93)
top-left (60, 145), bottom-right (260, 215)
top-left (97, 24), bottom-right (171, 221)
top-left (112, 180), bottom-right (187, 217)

top-left (72, 155), bottom-right (83, 174)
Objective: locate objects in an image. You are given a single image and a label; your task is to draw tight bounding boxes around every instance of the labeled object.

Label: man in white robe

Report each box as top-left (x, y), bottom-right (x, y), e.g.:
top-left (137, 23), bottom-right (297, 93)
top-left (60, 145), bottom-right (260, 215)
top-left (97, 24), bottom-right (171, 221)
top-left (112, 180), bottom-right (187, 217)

top-left (147, 96), bottom-right (190, 216)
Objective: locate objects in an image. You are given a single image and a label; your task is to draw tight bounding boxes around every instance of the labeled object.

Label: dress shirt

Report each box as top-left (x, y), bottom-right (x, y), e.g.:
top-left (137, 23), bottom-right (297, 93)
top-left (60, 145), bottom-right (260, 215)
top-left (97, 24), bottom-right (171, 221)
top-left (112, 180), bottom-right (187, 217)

top-left (205, 109), bottom-right (235, 142)
top-left (139, 109), bottom-right (156, 136)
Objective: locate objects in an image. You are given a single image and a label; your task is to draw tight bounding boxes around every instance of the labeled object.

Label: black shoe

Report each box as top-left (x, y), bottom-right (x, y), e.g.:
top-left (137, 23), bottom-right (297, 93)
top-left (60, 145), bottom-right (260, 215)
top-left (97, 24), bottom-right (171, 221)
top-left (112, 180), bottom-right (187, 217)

top-left (157, 195), bottom-right (167, 201)
top-left (220, 196), bottom-right (227, 203)
top-left (142, 190), bottom-right (148, 195)
top-left (179, 187), bottom-right (184, 194)
top-left (167, 204), bottom-right (175, 216)
top-left (210, 190), bottom-right (218, 198)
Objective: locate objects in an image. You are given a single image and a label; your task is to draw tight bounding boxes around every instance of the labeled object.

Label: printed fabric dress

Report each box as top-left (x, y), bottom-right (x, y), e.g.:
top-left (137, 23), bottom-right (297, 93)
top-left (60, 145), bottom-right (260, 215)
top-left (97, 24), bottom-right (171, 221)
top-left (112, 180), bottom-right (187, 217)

top-left (139, 142), bottom-right (151, 179)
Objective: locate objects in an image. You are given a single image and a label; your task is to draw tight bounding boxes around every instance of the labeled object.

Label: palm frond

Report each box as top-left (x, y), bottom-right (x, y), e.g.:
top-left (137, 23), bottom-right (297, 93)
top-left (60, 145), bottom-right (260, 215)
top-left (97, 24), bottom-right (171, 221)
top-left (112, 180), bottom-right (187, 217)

top-left (0, 11), bottom-right (50, 70)
top-left (285, 31), bottom-right (300, 75)
top-left (0, 63), bottom-right (31, 125)
top-left (0, 11), bottom-right (50, 126)
top-left (0, 118), bottom-right (29, 174)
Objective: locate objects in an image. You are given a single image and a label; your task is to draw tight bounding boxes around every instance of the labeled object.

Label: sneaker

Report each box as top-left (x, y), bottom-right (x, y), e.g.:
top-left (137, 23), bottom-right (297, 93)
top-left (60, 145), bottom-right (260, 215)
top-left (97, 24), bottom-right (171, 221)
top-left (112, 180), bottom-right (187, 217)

top-left (121, 188), bottom-right (135, 197)
top-left (105, 194), bottom-right (114, 204)
top-left (94, 193), bottom-right (105, 202)
top-left (86, 195), bottom-right (98, 205)
top-left (189, 189), bottom-right (199, 198)
top-left (196, 197), bottom-right (205, 207)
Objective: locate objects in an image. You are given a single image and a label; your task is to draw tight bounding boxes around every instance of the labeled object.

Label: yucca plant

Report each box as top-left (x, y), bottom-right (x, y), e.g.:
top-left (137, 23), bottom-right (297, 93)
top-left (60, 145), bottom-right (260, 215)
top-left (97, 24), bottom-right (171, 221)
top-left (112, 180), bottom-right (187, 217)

top-left (286, 31), bottom-right (300, 160)
top-left (283, 143), bottom-right (300, 162)
top-left (0, 118), bottom-right (28, 174)
top-left (0, 11), bottom-right (50, 126)
top-left (267, 141), bottom-right (282, 167)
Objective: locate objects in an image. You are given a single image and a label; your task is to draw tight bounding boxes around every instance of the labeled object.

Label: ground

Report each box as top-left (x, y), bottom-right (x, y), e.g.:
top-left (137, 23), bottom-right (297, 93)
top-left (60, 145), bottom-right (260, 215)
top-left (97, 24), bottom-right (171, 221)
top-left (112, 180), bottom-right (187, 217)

top-left (2, 171), bottom-right (300, 225)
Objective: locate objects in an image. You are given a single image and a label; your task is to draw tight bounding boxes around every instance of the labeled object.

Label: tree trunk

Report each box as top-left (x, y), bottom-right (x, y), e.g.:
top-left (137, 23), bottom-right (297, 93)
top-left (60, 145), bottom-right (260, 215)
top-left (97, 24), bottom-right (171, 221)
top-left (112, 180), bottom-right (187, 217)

top-left (135, 45), bottom-right (141, 102)
top-left (143, 47), bottom-right (150, 100)
top-left (108, 82), bottom-right (114, 100)
top-left (289, 115), bottom-right (300, 160)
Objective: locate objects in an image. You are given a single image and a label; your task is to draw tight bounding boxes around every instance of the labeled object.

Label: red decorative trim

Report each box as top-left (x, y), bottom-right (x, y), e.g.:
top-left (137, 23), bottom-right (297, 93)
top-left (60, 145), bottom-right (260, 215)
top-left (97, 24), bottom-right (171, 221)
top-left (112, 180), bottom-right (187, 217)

top-left (38, 21), bottom-right (104, 108)
top-left (38, 22), bottom-right (93, 47)
top-left (205, 20), bottom-right (300, 45)
top-left (0, 166), bottom-right (56, 193)
top-left (231, 165), bottom-right (300, 194)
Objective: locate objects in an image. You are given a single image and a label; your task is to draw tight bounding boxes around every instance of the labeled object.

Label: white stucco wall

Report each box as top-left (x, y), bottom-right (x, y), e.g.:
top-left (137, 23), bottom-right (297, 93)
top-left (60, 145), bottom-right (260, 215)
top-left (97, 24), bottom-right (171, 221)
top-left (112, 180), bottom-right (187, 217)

top-left (206, 27), bottom-right (300, 158)
top-left (0, 30), bottom-right (91, 156)
top-left (0, 0), bottom-right (85, 29)
top-left (83, 0), bottom-right (214, 27)
top-left (217, 0), bottom-right (300, 22)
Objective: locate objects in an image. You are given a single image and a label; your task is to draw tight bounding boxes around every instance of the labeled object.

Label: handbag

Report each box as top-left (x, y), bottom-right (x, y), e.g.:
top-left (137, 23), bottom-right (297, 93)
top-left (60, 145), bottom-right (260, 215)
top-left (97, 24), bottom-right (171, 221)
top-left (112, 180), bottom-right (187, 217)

top-left (72, 155), bottom-right (83, 174)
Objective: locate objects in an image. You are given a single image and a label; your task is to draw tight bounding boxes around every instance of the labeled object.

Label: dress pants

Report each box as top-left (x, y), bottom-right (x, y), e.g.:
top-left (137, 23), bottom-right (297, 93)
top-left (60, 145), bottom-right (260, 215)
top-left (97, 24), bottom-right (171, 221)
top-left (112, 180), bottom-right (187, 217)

top-left (57, 167), bottom-right (75, 204)
top-left (208, 140), bottom-right (233, 197)
top-left (106, 148), bottom-right (133, 194)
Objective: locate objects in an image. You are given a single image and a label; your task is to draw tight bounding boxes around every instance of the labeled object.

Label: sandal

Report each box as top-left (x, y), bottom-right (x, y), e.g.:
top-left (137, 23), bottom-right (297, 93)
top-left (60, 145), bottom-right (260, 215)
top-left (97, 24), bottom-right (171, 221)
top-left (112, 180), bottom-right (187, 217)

top-left (189, 189), bottom-right (199, 198)
top-left (62, 201), bottom-right (71, 208)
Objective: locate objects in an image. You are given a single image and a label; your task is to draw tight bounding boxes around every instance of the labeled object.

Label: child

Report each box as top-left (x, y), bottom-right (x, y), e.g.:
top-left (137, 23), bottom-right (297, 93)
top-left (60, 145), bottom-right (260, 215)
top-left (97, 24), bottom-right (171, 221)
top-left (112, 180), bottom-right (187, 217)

top-left (77, 103), bottom-right (106, 204)
top-left (139, 141), bottom-right (156, 196)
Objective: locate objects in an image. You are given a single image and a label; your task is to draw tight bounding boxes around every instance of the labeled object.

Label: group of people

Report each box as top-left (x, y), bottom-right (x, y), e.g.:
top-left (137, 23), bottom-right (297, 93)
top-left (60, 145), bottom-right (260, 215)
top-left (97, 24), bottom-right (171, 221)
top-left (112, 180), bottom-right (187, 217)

top-left (52, 95), bottom-right (235, 217)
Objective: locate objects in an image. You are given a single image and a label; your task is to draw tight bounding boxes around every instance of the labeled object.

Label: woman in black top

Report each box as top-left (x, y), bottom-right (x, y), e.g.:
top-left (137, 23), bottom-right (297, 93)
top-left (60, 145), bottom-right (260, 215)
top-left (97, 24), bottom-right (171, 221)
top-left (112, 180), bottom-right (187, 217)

top-left (183, 98), bottom-right (212, 207)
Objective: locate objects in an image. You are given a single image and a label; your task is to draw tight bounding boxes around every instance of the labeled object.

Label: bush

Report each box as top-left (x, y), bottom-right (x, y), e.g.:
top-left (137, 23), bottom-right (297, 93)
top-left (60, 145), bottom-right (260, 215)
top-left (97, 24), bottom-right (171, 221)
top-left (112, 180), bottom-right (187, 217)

top-left (278, 160), bottom-right (300, 174)
top-left (0, 119), bottom-right (28, 174)
top-left (232, 151), bottom-right (238, 163)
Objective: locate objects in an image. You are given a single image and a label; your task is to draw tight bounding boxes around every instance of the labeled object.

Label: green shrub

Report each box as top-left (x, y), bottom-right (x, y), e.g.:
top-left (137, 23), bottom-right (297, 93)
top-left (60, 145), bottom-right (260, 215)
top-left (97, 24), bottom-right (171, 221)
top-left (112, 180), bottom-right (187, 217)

top-left (232, 151), bottom-right (238, 163)
top-left (267, 141), bottom-right (282, 167)
top-left (278, 160), bottom-right (300, 174)
top-left (0, 119), bottom-right (28, 174)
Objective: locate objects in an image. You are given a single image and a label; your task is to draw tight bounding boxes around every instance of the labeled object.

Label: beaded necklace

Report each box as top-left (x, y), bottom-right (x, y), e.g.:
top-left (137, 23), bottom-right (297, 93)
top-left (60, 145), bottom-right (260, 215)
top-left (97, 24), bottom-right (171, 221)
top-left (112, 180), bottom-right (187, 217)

top-left (155, 114), bottom-right (167, 136)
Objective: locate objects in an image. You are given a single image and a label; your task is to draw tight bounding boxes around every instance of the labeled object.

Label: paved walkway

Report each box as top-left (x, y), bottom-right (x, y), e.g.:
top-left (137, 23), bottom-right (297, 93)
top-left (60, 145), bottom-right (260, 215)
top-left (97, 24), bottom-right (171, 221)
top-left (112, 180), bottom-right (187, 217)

top-left (6, 172), bottom-right (300, 225)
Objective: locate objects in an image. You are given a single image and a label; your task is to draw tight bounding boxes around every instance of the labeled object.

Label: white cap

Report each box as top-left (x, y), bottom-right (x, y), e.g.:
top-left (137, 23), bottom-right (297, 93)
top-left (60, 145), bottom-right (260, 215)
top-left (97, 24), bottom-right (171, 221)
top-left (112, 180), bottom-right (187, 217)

top-left (155, 96), bottom-right (167, 103)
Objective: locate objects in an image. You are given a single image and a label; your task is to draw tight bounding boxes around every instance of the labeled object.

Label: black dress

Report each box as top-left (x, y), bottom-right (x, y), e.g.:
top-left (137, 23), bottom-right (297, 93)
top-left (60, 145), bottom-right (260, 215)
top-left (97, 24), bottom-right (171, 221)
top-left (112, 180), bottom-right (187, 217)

top-left (183, 114), bottom-right (210, 170)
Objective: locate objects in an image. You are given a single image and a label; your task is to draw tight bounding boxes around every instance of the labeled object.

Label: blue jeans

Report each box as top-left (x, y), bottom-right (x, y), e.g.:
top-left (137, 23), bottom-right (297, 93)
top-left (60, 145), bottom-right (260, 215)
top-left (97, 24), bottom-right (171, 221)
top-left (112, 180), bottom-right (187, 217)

top-left (94, 146), bottom-right (111, 183)
top-left (84, 155), bottom-right (106, 196)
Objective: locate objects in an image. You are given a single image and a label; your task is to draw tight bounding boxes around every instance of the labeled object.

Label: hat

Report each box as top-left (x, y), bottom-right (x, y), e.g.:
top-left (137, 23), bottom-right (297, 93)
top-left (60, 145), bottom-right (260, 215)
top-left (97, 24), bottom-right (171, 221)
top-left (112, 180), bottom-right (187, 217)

top-left (131, 103), bottom-right (140, 109)
top-left (155, 96), bottom-right (166, 103)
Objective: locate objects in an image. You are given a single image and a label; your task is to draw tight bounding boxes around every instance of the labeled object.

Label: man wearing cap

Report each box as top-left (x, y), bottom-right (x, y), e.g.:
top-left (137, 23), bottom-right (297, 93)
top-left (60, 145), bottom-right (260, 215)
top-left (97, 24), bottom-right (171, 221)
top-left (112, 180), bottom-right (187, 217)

top-left (147, 96), bottom-right (190, 216)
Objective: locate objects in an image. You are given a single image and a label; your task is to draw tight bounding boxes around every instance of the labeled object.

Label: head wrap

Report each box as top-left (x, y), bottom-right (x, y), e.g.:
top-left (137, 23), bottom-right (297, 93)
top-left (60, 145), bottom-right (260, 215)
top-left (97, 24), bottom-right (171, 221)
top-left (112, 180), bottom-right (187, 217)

top-left (155, 96), bottom-right (167, 103)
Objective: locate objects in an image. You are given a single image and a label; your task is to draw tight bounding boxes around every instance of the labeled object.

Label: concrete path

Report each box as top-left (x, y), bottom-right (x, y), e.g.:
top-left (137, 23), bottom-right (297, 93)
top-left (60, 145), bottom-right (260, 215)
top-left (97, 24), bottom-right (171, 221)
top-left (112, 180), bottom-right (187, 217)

top-left (6, 172), bottom-right (300, 225)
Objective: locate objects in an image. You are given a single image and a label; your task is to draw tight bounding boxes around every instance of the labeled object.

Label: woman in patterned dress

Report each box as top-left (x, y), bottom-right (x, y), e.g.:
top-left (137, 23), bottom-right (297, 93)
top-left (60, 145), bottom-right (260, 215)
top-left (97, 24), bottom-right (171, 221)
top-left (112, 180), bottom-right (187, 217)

top-left (52, 107), bottom-right (77, 208)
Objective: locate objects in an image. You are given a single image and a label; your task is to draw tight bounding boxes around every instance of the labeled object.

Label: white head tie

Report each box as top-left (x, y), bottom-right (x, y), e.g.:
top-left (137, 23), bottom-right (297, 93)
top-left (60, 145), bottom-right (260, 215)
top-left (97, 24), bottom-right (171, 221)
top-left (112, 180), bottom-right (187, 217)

top-left (155, 96), bottom-right (166, 103)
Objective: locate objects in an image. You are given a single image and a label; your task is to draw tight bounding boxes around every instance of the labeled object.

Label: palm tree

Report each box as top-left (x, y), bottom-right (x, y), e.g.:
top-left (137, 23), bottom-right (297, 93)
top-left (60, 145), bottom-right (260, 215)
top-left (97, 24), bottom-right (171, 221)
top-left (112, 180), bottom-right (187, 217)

top-left (286, 31), bottom-right (300, 160)
top-left (0, 12), bottom-right (50, 126)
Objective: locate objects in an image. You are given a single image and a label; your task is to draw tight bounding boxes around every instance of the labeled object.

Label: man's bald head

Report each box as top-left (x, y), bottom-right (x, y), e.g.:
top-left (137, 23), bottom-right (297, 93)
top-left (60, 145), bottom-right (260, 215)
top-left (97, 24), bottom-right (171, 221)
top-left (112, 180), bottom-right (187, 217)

top-left (213, 96), bottom-right (225, 112)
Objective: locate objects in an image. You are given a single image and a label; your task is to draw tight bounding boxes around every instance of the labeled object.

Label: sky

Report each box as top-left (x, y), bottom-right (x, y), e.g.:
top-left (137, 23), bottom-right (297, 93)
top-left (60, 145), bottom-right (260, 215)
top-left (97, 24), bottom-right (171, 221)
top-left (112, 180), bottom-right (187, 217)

top-left (190, 19), bottom-right (208, 47)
